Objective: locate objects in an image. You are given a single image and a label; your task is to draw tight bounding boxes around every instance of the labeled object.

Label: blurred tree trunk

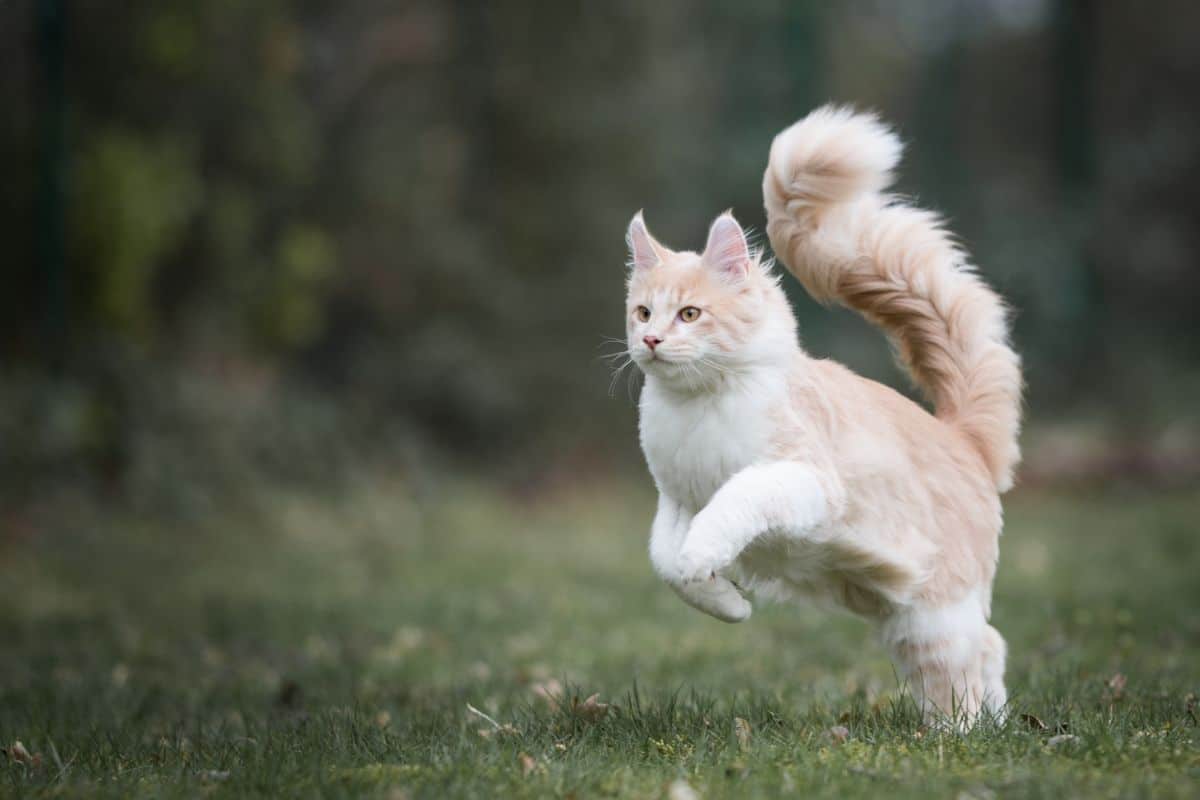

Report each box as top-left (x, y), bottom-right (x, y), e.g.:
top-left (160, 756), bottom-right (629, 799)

top-left (1053, 0), bottom-right (1110, 406)
top-left (914, 5), bottom-right (968, 216)
top-left (36, 0), bottom-right (67, 370)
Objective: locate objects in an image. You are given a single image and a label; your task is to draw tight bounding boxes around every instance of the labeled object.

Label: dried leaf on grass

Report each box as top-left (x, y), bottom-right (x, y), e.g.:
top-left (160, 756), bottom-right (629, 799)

top-left (531, 683), bottom-right (613, 722)
top-left (733, 717), bottom-right (752, 751)
top-left (570, 693), bottom-right (611, 721)
top-left (1020, 713), bottom-right (1047, 731)
top-left (826, 725), bottom-right (850, 744)
top-left (1106, 673), bottom-right (1127, 701)
top-left (5, 741), bottom-right (42, 768)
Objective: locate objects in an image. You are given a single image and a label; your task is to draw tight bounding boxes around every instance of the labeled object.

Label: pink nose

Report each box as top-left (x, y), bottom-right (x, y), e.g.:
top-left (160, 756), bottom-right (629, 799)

top-left (643, 335), bottom-right (663, 350)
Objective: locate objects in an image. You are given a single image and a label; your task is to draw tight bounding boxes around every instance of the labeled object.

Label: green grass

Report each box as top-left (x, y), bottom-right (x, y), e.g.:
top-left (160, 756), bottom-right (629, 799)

top-left (2, 478), bottom-right (1198, 798)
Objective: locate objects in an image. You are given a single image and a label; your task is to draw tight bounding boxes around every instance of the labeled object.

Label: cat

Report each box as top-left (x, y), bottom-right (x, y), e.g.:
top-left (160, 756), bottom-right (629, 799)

top-left (624, 105), bottom-right (1022, 726)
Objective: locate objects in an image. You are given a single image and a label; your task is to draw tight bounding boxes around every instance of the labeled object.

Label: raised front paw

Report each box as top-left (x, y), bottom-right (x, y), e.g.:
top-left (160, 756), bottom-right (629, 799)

top-left (675, 539), bottom-right (725, 584)
top-left (671, 574), bottom-right (752, 623)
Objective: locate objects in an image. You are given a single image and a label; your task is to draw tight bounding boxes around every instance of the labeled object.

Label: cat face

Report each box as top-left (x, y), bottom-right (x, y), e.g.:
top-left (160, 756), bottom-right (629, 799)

top-left (624, 212), bottom-right (796, 387)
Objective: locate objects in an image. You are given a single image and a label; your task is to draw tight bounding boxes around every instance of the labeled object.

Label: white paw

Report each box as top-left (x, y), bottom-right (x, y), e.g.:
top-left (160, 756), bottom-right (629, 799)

top-left (675, 541), bottom-right (724, 584)
top-left (672, 574), bottom-right (752, 623)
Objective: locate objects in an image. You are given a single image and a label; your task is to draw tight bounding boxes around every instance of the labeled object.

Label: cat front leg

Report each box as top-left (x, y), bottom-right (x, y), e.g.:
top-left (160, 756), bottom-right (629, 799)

top-left (676, 461), bottom-right (839, 583)
top-left (648, 493), bottom-right (690, 581)
top-left (650, 493), bottom-right (752, 623)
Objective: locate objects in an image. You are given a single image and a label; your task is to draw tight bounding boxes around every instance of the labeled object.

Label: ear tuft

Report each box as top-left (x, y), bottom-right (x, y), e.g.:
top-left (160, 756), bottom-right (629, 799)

top-left (626, 211), bottom-right (663, 271)
top-left (703, 212), bottom-right (750, 279)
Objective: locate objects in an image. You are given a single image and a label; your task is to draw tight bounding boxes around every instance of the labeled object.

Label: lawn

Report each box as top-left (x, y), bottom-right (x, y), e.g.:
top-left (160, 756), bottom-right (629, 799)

top-left (2, 478), bottom-right (1198, 798)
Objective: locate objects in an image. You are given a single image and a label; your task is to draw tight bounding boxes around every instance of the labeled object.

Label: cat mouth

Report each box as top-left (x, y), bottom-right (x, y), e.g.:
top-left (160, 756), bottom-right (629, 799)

top-left (635, 349), bottom-right (695, 371)
top-left (641, 352), bottom-right (674, 365)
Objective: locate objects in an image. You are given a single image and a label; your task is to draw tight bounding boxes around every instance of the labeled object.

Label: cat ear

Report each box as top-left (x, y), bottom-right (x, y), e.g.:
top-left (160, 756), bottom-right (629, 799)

top-left (702, 212), bottom-right (750, 280)
top-left (626, 211), bottom-right (664, 271)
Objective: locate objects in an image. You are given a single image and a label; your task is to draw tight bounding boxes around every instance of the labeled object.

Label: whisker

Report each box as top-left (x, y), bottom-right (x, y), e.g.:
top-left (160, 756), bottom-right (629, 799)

top-left (608, 357), bottom-right (634, 397)
top-left (696, 356), bottom-right (732, 383)
top-left (598, 349), bottom-right (631, 363)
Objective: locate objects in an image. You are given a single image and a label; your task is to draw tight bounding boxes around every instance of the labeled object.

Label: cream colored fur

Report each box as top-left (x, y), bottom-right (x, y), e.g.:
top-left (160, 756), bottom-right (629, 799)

top-left (624, 106), bottom-right (1023, 726)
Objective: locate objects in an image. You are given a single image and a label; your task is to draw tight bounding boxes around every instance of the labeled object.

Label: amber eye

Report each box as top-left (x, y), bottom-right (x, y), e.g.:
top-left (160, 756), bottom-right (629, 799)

top-left (635, 305), bottom-right (651, 322)
top-left (679, 306), bottom-right (701, 322)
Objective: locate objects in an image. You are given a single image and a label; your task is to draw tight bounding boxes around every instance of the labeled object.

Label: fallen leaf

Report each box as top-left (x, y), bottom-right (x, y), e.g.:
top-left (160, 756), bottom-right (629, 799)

top-left (667, 778), bottom-right (701, 800)
top-left (827, 725), bottom-right (850, 744)
top-left (1047, 734), bottom-right (1078, 748)
top-left (375, 711), bottom-right (392, 729)
top-left (518, 752), bottom-right (538, 777)
top-left (733, 717), bottom-right (752, 750)
top-left (571, 693), bottom-right (611, 721)
top-left (1107, 673), bottom-right (1127, 701)
top-left (1020, 713), bottom-right (1047, 731)
top-left (5, 741), bottom-right (41, 768)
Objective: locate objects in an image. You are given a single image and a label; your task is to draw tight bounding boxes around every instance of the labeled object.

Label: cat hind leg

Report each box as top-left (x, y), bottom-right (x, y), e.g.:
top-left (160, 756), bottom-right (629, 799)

top-left (883, 592), bottom-right (1004, 729)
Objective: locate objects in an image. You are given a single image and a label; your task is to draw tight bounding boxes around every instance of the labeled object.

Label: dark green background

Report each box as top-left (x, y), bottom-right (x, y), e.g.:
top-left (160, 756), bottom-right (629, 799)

top-left (4, 0), bottom-right (1199, 503)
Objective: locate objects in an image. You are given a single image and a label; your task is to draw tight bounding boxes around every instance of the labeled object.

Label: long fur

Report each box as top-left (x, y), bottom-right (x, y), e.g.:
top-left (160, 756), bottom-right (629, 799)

top-left (762, 106), bottom-right (1023, 491)
top-left (623, 106), bottom-right (1023, 727)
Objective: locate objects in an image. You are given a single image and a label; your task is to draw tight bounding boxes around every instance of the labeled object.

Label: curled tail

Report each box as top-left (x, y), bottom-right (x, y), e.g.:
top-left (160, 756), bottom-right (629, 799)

top-left (763, 105), bottom-right (1022, 491)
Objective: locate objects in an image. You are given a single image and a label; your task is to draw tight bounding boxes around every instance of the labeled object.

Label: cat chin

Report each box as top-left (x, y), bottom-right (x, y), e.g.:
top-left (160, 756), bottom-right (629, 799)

top-left (634, 357), bottom-right (680, 377)
top-left (638, 362), bottom-right (709, 390)
top-left (636, 356), bottom-right (702, 377)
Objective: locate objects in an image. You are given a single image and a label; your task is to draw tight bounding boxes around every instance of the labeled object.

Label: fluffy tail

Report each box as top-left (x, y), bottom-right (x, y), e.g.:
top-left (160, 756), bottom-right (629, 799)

top-left (763, 106), bottom-right (1022, 491)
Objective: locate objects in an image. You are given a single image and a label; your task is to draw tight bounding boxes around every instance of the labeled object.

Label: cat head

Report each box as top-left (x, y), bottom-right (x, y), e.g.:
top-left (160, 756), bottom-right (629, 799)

top-left (624, 211), bottom-right (797, 389)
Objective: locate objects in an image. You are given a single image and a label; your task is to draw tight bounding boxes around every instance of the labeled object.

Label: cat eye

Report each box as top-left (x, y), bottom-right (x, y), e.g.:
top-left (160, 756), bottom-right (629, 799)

top-left (678, 306), bottom-right (701, 323)
top-left (635, 305), bottom-right (651, 322)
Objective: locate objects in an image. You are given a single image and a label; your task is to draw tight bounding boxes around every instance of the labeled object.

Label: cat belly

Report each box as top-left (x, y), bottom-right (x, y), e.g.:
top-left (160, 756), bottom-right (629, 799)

top-left (732, 522), bottom-right (928, 619)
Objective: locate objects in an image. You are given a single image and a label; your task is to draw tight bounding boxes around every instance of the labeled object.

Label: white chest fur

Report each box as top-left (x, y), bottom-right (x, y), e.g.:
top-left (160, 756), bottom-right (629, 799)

top-left (639, 373), bottom-right (784, 512)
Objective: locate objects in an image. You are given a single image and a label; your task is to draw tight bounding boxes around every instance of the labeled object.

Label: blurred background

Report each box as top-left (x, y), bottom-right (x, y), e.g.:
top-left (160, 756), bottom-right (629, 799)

top-left (3, 0), bottom-right (1200, 513)
top-left (2, 4), bottom-right (1200, 794)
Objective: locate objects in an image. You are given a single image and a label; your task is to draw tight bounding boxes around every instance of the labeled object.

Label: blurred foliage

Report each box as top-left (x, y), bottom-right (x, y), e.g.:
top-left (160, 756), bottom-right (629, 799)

top-left (73, 130), bottom-right (201, 336)
top-left (2, 0), bottom-right (1199, 507)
